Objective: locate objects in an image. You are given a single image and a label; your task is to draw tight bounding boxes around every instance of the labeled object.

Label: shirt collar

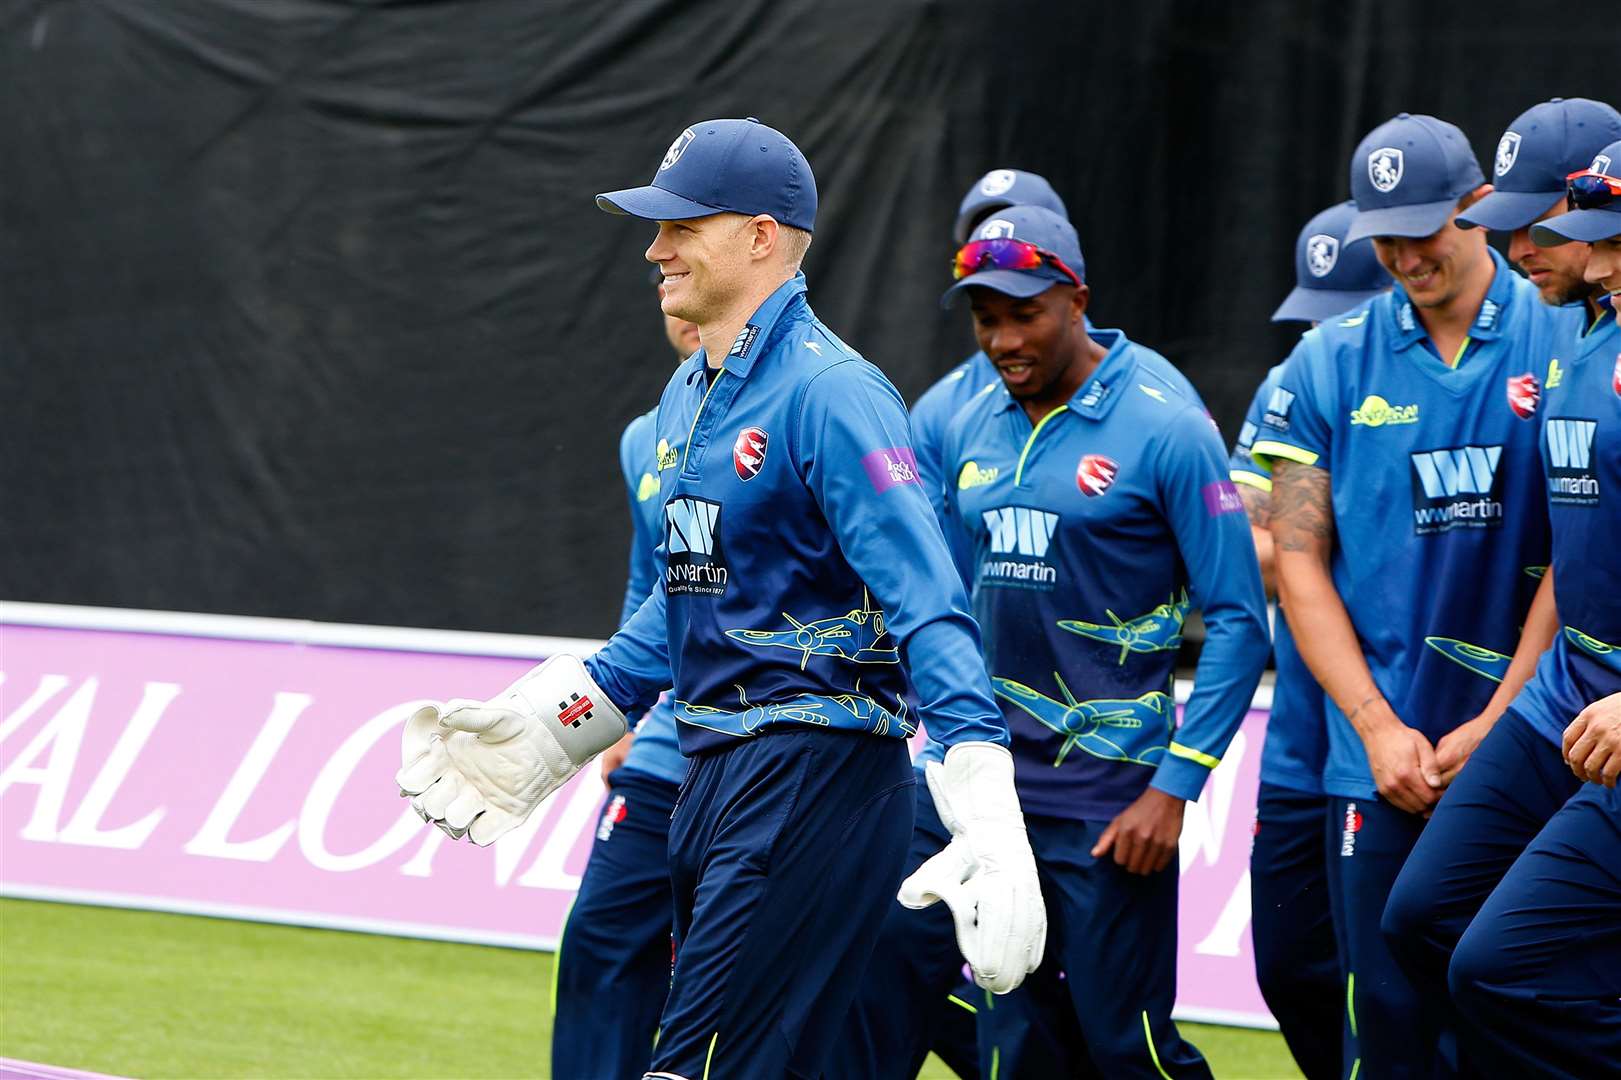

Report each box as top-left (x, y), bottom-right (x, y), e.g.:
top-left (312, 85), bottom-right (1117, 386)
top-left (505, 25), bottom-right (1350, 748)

top-left (990, 328), bottom-right (1138, 420)
top-left (690, 272), bottom-right (809, 382)
top-left (1384, 247), bottom-right (1517, 350)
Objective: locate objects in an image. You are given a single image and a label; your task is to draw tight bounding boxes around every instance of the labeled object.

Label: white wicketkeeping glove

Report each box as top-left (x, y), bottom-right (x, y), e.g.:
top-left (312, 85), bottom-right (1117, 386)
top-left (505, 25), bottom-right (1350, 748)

top-left (898, 742), bottom-right (1046, 994)
top-left (395, 654), bottom-right (627, 846)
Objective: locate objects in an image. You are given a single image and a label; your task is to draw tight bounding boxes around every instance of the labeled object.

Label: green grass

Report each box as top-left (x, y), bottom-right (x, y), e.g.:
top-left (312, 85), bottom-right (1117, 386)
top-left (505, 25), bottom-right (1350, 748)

top-left (1, 899), bottom-right (1301, 1078)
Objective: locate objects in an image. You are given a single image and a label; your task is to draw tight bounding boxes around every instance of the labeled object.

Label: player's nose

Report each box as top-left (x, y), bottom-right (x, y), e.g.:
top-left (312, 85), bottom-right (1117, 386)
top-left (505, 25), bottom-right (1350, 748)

top-left (1506, 228), bottom-right (1536, 269)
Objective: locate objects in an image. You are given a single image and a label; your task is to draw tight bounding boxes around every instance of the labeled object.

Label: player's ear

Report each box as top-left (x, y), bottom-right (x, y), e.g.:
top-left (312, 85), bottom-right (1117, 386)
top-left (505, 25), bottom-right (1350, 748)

top-left (747, 215), bottom-right (779, 263)
top-left (1070, 283), bottom-right (1090, 326)
top-left (1457, 184), bottom-right (1493, 212)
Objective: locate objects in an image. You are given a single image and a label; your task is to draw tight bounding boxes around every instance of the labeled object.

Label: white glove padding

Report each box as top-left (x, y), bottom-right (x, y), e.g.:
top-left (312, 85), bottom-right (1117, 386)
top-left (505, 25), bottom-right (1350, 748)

top-left (898, 742), bottom-right (1046, 994)
top-left (395, 654), bottom-right (627, 846)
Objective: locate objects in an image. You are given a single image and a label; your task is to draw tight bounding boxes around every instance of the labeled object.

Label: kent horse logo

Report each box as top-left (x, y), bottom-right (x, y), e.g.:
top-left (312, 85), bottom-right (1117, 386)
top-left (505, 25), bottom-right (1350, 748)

top-left (733, 426), bottom-right (768, 481)
top-left (1506, 373), bottom-right (1541, 419)
top-left (1306, 234), bottom-right (1339, 277)
top-left (1495, 131), bottom-right (1522, 176)
top-left (1368, 147), bottom-right (1404, 193)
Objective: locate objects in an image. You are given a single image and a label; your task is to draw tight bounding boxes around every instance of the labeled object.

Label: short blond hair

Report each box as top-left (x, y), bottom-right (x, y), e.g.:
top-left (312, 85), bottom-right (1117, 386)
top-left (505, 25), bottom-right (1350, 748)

top-left (778, 225), bottom-right (813, 270)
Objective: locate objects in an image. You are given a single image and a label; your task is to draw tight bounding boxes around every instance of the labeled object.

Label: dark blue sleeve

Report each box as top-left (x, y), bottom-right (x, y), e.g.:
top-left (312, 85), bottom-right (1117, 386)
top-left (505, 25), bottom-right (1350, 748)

top-left (1252, 333), bottom-right (1334, 473)
top-left (1229, 365), bottom-right (1284, 494)
top-left (618, 416), bottom-right (659, 630)
top-left (796, 360), bottom-right (1007, 748)
top-left (1149, 404), bottom-right (1271, 801)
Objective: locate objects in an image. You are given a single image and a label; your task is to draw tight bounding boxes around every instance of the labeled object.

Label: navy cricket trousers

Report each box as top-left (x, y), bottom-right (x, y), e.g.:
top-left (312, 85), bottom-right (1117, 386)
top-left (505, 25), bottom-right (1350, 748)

top-left (1381, 712), bottom-right (1581, 1078)
top-left (1250, 782), bottom-right (1342, 1080)
top-left (1449, 781), bottom-right (1621, 1080)
top-left (824, 777), bottom-right (981, 1080)
top-left (552, 769), bottom-right (681, 1080)
top-left (978, 812), bottom-right (1211, 1079)
top-left (649, 729), bottom-right (914, 1080)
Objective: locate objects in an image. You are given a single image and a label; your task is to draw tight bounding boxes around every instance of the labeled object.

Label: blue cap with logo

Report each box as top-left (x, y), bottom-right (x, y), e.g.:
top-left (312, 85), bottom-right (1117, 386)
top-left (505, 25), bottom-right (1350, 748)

top-left (1532, 139), bottom-right (1621, 246)
top-left (596, 118), bottom-right (817, 232)
top-left (940, 204), bottom-right (1085, 308)
top-left (1458, 98), bottom-right (1621, 232)
top-left (1344, 113), bottom-right (1485, 245)
top-left (1272, 201), bottom-right (1391, 323)
top-left (954, 169), bottom-right (1069, 243)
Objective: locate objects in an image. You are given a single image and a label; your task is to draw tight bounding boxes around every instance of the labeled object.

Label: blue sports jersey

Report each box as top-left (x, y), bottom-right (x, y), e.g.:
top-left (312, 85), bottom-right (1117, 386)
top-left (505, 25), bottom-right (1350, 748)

top-left (1253, 249), bottom-right (1573, 799)
top-left (586, 274), bottom-right (1007, 756)
top-left (1512, 302), bottom-right (1621, 745)
top-left (1230, 364), bottom-right (1328, 796)
top-left (940, 329), bottom-right (1269, 818)
top-left (612, 408), bottom-right (685, 785)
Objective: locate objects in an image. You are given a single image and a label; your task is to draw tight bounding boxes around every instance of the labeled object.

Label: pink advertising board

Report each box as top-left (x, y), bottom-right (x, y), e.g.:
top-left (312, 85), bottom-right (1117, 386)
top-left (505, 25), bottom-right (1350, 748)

top-left (0, 603), bottom-right (1274, 1029)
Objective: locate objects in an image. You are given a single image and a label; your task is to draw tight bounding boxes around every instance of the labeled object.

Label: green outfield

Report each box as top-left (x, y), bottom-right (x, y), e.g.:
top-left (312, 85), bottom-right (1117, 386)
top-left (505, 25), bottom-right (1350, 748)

top-left (0, 899), bottom-right (1303, 1078)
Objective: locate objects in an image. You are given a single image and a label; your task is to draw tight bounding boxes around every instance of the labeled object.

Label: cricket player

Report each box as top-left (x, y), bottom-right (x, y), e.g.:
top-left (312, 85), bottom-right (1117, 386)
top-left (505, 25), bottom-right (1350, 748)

top-left (1232, 200), bottom-right (1388, 1080)
top-left (1379, 105), bottom-right (1621, 1074)
top-left (396, 118), bottom-right (1044, 1080)
top-left (1254, 113), bottom-right (1577, 1079)
top-left (1445, 152), bottom-right (1621, 1080)
top-left (549, 278), bottom-right (696, 1079)
top-left (930, 204), bottom-right (1269, 1078)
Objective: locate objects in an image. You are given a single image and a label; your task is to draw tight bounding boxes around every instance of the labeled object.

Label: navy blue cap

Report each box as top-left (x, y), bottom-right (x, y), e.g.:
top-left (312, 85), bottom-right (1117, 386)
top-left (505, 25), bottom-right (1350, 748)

top-left (1272, 201), bottom-right (1391, 323)
top-left (953, 170), bottom-right (1068, 243)
top-left (1532, 139), bottom-right (1621, 246)
top-left (1345, 114), bottom-right (1485, 244)
top-left (1459, 98), bottom-right (1621, 231)
top-left (940, 205), bottom-right (1085, 308)
top-left (596, 118), bottom-right (817, 232)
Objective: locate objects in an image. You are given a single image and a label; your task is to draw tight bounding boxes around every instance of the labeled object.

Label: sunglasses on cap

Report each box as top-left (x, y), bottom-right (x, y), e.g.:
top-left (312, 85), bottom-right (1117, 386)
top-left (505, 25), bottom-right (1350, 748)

top-left (1565, 167), bottom-right (1621, 211)
top-left (952, 238), bottom-right (1082, 289)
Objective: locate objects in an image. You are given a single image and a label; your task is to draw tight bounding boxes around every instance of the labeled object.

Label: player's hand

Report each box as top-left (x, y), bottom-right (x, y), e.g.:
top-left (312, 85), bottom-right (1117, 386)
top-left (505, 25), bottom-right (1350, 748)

top-left (1091, 787), bottom-right (1185, 875)
top-left (898, 742), bottom-right (1046, 994)
top-left (1563, 693), bottom-right (1621, 788)
top-left (1359, 705), bottom-right (1442, 815)
top-left (1434, 713), bottom-right (1495, 787)
top-left (396, 654), bottom-right (627, 845)
top-left (600, 732), bottom-right (635, 783)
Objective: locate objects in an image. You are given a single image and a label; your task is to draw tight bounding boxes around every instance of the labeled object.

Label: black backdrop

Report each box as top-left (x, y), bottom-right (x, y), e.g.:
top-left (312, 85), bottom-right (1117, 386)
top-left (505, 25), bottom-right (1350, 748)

top-left (3, 0), bottom-right (1614, 637)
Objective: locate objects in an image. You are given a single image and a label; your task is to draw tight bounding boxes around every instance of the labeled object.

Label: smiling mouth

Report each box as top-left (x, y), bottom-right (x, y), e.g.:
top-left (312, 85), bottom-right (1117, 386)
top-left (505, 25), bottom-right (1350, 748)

top-left (1405, 268), bottom-right (1439, 289)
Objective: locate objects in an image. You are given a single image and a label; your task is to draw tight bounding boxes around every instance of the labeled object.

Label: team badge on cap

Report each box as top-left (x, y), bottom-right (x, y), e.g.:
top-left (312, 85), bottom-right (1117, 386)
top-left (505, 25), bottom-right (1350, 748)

top-left (1077, 454), bottom-right (1119, 496)
top-left (1495, 132), bottom-right (1522, 176)
top-left (1506, 373), bottom-right (1541, 419)
top-left (1368, 147), bottom-right (1404, 193)
top-left (977, 218), bottom-right (1017, 239)
top-left (979, 169), bottom-right (1017, 196)
top-left (733, 426), bottom-right (769, 481)
top-left (660, 128), bottom-right (696, 171)
top-left (1306, 234), bottom-right (1339, 278)
top-left (1595, 153), bottom-right (1614, 176)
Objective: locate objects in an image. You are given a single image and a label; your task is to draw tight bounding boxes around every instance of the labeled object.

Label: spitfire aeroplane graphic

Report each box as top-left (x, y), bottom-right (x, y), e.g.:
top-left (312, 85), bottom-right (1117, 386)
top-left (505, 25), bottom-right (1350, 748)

top-left (1424, 636), bottom-right (1512, 683)
top-left (677, 682), bottom-right (910, 738)
top-left (1566, 626), bottom-right (1621, 677)
top-left (992, 674), bottom-right (1173, 767)
top-left (1056, 591), bottom-right (1189, 665)
top-left (725, 590), bottom-right (899, 669)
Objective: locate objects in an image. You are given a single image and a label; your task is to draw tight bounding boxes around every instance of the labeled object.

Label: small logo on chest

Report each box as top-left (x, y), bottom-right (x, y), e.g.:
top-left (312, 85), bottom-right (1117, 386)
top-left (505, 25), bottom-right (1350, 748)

top-left (733, 427), bottom-right (769, 481)
top-left (1076, 454), bottom-right (1119, 496)
top-left (1506, 373), bottom-right (1541, 419)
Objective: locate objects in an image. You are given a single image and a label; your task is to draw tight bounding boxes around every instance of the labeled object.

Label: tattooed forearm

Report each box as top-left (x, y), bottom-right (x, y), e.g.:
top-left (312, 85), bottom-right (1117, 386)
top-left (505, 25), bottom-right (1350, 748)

top-left (1238, 483), bottom-right (1270, 531)
top-left (1269, 460), bottom-right (1334, 555)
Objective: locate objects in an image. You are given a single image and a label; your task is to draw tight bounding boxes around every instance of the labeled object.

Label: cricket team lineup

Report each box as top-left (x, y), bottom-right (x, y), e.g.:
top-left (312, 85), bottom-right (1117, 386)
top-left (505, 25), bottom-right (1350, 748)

top-left (395, 101), bottom-right (1621, 1079)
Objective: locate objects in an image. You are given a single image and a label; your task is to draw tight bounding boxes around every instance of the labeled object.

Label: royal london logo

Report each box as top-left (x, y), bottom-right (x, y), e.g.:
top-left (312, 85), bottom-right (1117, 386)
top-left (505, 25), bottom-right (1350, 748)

top-left (656, 438), bottom-right (679, 472)
top-left (1546, 357), bottom-right (1564, 390)
top-left (1410, 445), bottom-right (1505, 534)
top-left (1545, 418), bottom-right (1599, 507)
top-left (665, 496), bottom-right (729, 596)
top-left (1350, 394), bottom-right (1419, 427)
top-left (958, 460), bottom-right (1000, 490)
top-left (980, 505), bottom-right (1059, 590)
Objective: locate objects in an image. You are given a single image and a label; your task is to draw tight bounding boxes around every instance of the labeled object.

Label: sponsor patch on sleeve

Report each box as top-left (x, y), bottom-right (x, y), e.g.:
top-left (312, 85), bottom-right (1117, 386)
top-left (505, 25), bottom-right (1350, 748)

top-left (861, 447), bottom-right (921, 493)
top-left (1201, 480), bottom-right (1245, 516)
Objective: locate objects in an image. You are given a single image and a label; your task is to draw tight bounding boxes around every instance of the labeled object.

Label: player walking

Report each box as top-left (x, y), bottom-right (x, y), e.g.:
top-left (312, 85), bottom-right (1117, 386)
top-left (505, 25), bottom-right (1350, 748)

top-left (1379, 101), bottom-right (1620, 1077)
top-left (932, 204), bottom-right (1269, 1078)
top-left (1448, 167), bottom-right (1621, 1077)
top-left (549, 278), bottom-right (696, 1079)
top-left (396, 118), bottom-right (1044, 1080)
top-left (1254, 113), bottom-right (1577, 1079)
top-left (1232, 200), bottom-right (1388, 1080)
